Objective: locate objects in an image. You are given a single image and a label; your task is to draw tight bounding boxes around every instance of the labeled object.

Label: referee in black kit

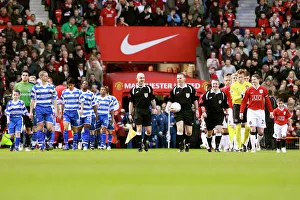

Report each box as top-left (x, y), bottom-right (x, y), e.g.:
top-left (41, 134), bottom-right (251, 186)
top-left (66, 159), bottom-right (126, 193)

top-left (200, 79), bottom-right (229, 152)
top-left (129, 73), bottom-right (157, 152)
top-left (167, 73), bottom-right (199, 152)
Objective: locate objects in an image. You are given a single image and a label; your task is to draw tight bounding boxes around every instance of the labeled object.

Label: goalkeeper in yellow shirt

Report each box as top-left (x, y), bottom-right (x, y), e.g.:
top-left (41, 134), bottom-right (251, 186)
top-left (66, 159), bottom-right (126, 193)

top-left (230, 69), bottom-right (252, 152)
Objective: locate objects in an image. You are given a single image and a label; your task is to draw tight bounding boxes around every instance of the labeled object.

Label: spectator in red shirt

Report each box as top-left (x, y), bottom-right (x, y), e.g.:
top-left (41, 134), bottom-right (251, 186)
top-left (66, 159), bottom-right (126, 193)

top-left (224, 6), bottom-right (235, 27)
top-left (147, 0), bottom-right (164, 13)
top-left (271, 0), bottom-right (285, 24)
top-left (100, 0), bottom-right (117, 26)
top-left (258, 13), bottom-right (269, 27)
top-left (0, 7), bottom-right (10, 25)
top-left (284, 0), bottom-right (295, 16)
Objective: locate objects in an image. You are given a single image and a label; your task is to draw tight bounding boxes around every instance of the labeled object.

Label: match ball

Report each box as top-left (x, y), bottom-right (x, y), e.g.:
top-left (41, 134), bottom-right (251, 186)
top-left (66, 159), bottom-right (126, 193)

top-left (170, 102), bottom-right (181, 112)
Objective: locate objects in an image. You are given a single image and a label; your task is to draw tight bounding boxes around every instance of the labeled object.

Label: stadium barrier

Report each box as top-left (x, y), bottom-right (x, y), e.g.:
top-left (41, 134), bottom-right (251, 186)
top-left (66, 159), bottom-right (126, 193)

top-left (286, 137), bottom-right (300, 150)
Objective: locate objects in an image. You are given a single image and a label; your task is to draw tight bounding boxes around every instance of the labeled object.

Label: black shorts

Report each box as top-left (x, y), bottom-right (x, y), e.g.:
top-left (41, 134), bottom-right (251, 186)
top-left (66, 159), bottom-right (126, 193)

top-left (174, 109), bottom-right (194, 126)
top-left (23, 115), bottom-right (33, 128)
top-left (134, 108), bottom-right (152, 127)
top-left (232, 104), bottom-right (247, 124)
top-left (205, 112), bottom-right (224, 131)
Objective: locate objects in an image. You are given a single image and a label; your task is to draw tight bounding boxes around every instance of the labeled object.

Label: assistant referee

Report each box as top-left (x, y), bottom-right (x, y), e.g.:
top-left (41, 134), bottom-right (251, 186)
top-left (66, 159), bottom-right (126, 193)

top-left (201, 79), bottom-right (229, 152)
top-left (129, 73), bottom-right (157, 152)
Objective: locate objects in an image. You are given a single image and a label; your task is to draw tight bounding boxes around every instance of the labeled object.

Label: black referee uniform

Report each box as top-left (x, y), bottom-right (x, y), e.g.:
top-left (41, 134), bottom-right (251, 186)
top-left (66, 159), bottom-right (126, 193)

top-left (129, 84), bottom-right (155, 126)
top-left (169, 84), bottom-right (197, 126)
top-left (129, 84), bottom-right (156, 151)
top-left (200, 89), bottom-right (229, 131)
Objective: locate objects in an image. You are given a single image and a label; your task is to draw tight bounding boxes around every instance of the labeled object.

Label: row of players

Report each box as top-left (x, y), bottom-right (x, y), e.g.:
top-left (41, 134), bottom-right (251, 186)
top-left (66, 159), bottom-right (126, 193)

top-left (200, 70), bottom-right (291, 153)
top-left (5, 70), bottom-right (292, 153)
top-left (6, 70), bottom-right (119, 151)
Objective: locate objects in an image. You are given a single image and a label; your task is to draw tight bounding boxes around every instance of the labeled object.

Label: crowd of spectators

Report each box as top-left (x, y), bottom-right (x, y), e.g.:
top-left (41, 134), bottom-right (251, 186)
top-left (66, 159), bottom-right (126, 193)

top-left (255, 0), bottom-right (300, 28)
top-left (41, 0), bottom-right (240, 27)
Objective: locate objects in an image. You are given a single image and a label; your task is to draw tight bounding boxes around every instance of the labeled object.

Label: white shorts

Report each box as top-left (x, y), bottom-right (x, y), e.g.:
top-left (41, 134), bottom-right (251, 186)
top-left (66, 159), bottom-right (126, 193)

top-left (247, 109), bottom-right (266, 128)
top-left (273, 124), bottom-right (288, 139)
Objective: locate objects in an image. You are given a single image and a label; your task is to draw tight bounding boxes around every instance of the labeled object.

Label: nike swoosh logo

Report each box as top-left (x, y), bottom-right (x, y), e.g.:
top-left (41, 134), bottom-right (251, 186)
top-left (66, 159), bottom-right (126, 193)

top-left (121, 34), bottom-right (179, 55)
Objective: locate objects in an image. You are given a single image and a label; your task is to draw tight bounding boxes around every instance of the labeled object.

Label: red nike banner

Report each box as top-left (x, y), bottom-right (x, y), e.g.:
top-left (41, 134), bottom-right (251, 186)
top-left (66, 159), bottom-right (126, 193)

top-left (95, 27), bottom-right (199, 62)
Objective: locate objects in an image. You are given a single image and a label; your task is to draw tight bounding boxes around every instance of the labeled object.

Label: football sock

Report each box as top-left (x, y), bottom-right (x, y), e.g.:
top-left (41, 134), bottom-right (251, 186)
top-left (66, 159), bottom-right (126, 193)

top-left (219, 135), bottom-right (224, 150)
top-left (281, 138), bottom-right (286, 148)
top-left (83, 128), bottom-right (90, 148)
top-left (228, 125), bottom-right (235, 145)
top-left (215, 134), bottom-right (222, 150)
top-left (89, 134), bottom-right (95, 147)
top-left (63, 130), bottom-right (69, 146)
top-left (207, 136), bottom-right (212, 149)
top-left (107, 134), bottom-right (113, 147)
top-left (25, 134), bottom-right (32, 147)
top-left (144, 134), bottom-right (150, 143)
top-left (250, 132), bottom-right (256, 150)
top-left (243, 126), bottom-right (251, 144)
top-left (100, 132), bottom-right (106, 146)
top-left (276, 139), bottom-right (281, 149)
top-left (97, 134), bottom-right (101, 147)
top-left (257, 134), bottom-right (263, 147)
top-left (32, 132), bottom-right (37, 146)
top-left (185, 134), bottom-right (191, 145)
top-left (136, 134), bottom-right (142, 148)
top-left (78, 132), bottom-right (82, 143)
top-left (37, 130), bottom-right (45, 149)
top-left (15, 137), bottom-right (20, 149)
top-left (224, 134), bottom-right (230, 150)
top-left (233, 134), bottom-right (238, 150)
top-left (236, 124), bottom-right (242, 149)
top-left (73, 132), bottom-right (79, 147)
top-left (201, 132), bottom-right (208, 148)
top-left (49, 132), bottom-right (55, 146)
top-left (177, 132), bottom-right (184, 148)
top-left (212, 135), bottom-right (216, 149)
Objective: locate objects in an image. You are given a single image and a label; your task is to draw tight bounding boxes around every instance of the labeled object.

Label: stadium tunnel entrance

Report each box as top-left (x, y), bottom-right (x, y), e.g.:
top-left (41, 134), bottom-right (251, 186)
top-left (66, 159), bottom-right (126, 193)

top-left (104, 71), bottom-right (208, 111)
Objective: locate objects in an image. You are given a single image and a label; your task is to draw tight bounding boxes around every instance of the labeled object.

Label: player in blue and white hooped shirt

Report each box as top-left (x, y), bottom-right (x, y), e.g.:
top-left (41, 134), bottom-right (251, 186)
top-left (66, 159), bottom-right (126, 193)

top-left (105, 86), bottom-right (119, 150)
top-left (30, 71), bottom-right (58, 151)
top-left (60, 78), bottom-right (85, 150)
top-left (95, 86), bottom-right (114, 150)
top-left (89, 84), bottom-right (99, 150)
top-left (77, 81), bottom-right (98, 150)
top-left (6, 89), bottom-right (31, 151)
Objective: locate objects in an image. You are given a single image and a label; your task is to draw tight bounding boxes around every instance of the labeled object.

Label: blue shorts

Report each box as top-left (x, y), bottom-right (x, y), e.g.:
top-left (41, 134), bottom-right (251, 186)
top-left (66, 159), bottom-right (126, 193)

top-left (80, 116), bottom-right (91, 126)
top-left (107, 123), bottom-right (114, 131)
top-left (96, 115), bottom-right (109, 130)
top-left (8, 117), bottom-right (23, 134)
top-left (90, 115), bottom-right (96, 131)
top-left (64, 110), bottom-right (81, 127)
top-left (35, 106), bottom-right (54, 124)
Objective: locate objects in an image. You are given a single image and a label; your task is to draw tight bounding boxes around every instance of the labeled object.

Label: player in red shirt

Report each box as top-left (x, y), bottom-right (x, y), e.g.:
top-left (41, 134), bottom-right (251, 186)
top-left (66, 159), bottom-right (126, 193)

top-left (100, 0), bottom-right (117, 26)
top-left (240, 74), bottom-right (273, 152)
top-left (273, 98), bottom-right (292, 153)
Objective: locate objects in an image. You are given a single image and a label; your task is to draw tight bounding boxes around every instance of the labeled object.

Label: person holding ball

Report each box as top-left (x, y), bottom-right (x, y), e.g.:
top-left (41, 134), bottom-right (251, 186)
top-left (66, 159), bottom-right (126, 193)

top-left (167, 73), bottom-right (199, 152)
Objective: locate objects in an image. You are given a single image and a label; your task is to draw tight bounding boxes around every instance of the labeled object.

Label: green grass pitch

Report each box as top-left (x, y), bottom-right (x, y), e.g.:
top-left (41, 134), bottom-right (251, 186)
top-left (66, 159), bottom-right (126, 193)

top-left (1, 149), bottom-right (300, 200)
